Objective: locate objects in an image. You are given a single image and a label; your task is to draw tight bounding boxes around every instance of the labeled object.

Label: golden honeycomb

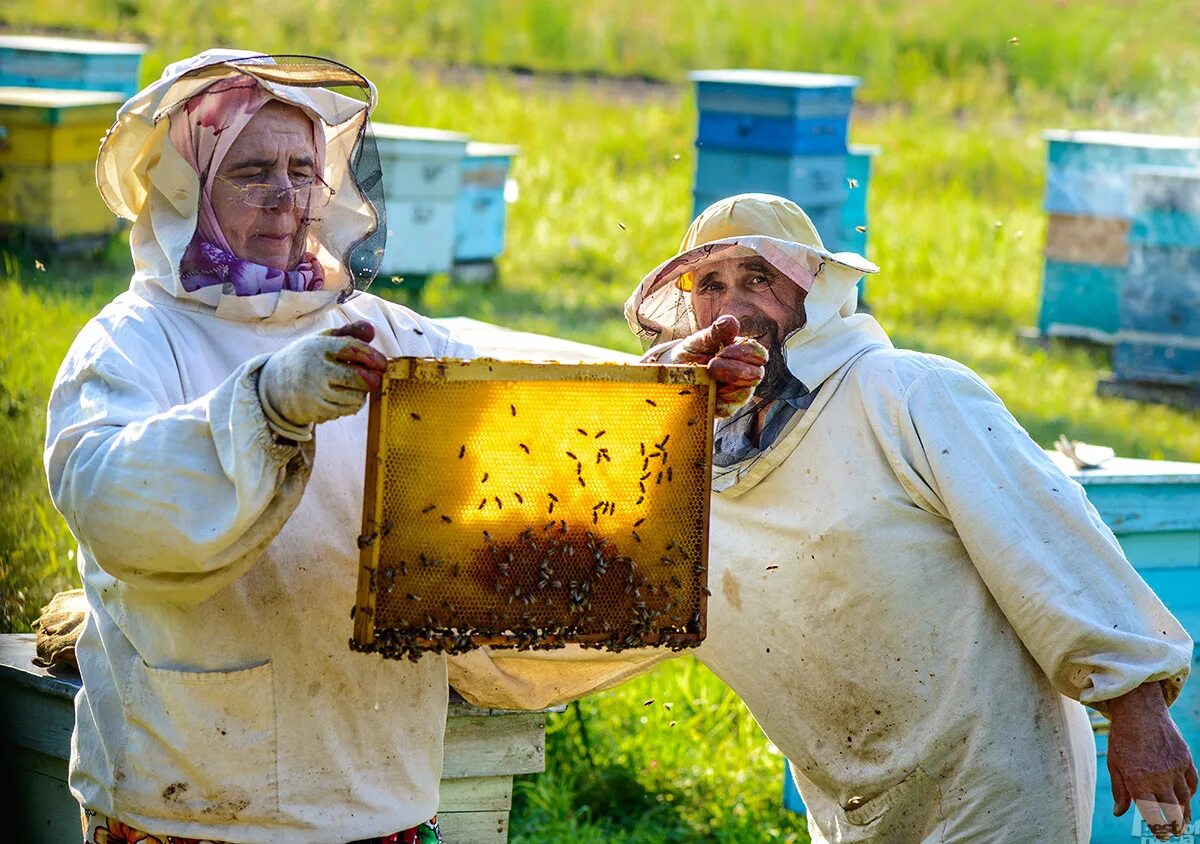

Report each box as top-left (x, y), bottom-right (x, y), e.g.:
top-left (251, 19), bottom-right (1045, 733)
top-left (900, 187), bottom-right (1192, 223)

top-left (351, 358), bottom-right (715, 661)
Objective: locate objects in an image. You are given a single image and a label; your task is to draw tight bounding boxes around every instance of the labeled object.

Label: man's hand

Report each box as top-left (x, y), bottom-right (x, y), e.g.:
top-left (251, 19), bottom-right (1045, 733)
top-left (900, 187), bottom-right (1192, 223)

top-left (1107, 682), bottom-right (1198, 840)
top-left (258, 320), bottom-right (389, 440)
top-left (654, 316), bottom-right (767, 417)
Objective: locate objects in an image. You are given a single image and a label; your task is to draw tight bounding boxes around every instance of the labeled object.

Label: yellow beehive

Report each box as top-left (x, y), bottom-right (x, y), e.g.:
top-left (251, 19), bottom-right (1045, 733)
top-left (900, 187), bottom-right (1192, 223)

top-left (352, 358), bottom-right (715, 661)
top-left (0, 87), bottom-right (121, 240)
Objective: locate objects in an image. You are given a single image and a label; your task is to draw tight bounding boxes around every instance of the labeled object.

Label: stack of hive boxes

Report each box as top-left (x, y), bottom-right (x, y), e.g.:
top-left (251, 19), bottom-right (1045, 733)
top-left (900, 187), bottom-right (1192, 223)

top-left (1038, 130), bottom-right (1200, 343)
top-left (689, 70), bottom-right (877, 299)
top-left (372, 126), bottom-right (521, 284)
top-left (0, 35), bottom-right (144, 245)
top-left (1112, 167), bottom-right (1200, 390)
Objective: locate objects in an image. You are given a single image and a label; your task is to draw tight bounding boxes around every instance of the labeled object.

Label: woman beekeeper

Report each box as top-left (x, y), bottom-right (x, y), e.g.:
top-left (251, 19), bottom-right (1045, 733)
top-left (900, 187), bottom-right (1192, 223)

top-left (45, 50), bottom-right (468, 844)
top-left (45, 51), bottom-right (765, 844)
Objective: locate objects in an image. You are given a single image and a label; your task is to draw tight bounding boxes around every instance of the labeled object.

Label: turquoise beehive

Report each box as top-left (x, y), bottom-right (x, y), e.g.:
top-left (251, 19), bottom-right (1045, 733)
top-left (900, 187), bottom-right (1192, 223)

top-left (1114, 166), bottom-right (1200, 386)
top-left (453, 142), bottom-right (519, 266)
top-left (0, 35), bottom-right (144, 100)
top-left (1038, 130), bottom-right (1200, 343)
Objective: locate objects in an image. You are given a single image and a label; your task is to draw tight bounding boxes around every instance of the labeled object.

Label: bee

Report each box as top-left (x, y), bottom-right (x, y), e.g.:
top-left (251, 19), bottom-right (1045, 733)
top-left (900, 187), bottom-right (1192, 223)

top-left (519, 443), bottom-right (530, 454)
top-left (494, 497), bottom-right (502, 509)
top-left (441, 515), bottom-right (452, 524)
top-left (633, 518), bottom-right (645, 527)
top-left (687, 417), bottom-right (698, 427)
top-left (645, 399), bottom-right (657, 407)
top-left (656, 472), bottom-right (663, 485)
top-left (658, 435), bottom-right (670, 448)
top-left (410, 412), bottom-right (421, 421)
top-left (578, 477), bottom-right (586, 487)
top-left (407, 593), bottom-right (422, 602)
top-left (635, 495), bottom-right (644, 505)
top-left (458, 445), bottom-right (466, 459)
top-left (421, 504), bottom-right (436, 514)
top-left (766, 565), bottom-right (779, 571)
top-left (510, 404), bottom-right (517, 416)
top-left (848, 177), bottom-right (860, 189)
top-left (548, 492), bottom-right (559, 502)
top-left (577, 428), bottom-right (588, 436)
top-left (632, 531), bottom-right (642, 543)
top-left (856, 225), bottom-right (867, 233)
top-left (478, 498), bottom-right (487, 510)
top-left (667, 467), bottom-right (673, 482)
top-left (400, 560), bottom-right (409, 575)
top-left (566, 451), bottom-right (578, 460)
top-left (481, 472), bottom-right (489, 483)
top-left (514, 491), bottom-right (524, 504)
top-left (594, 430), bottom-right (606, 439)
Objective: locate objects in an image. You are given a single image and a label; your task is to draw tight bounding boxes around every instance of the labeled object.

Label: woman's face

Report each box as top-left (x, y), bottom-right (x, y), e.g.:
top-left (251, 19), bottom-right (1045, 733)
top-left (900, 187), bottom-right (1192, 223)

top-left (211, 101), bottom-right (316, 270)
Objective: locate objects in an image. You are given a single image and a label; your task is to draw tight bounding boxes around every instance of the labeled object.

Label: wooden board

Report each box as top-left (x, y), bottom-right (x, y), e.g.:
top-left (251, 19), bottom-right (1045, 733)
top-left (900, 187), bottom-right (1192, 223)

top-left (1043, 214), bottom-right (1129, 267)
top-left (438, 775), bottom-right (513, 812)
top-left (442, 713), bottom-right (547, 779)
top-left (438, 809), bottom-right (509, 844)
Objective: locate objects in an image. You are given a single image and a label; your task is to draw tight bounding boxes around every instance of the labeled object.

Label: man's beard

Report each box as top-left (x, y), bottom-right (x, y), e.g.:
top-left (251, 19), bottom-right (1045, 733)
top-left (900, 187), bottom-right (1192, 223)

top-left (739, 316), bottom-right (796, 400)
top-left (757, 338), bottom-right (793, 400)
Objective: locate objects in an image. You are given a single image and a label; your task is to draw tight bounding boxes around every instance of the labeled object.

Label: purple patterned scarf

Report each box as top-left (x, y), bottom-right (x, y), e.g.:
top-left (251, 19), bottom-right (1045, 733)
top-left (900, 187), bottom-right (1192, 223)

top-left (179, 238), bottom-right (324, 295)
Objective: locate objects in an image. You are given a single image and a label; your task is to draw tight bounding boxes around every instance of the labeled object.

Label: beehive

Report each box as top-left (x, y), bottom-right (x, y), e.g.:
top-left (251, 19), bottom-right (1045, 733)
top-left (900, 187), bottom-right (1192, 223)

top-left (1113, 166), bottom-right (1200, 385)
top-left (454, 141), bottom-right (519, 266)
top-left (373, 123), bottom-right (470, 277)
top-left (0, 86), bottom-right (122, 241)
top-left (0, 35), bottom-right (145, 99)
top-left (1038, 130), bottom-right (1200, 342)
top-left (352, 358), bottom-right (715, 661)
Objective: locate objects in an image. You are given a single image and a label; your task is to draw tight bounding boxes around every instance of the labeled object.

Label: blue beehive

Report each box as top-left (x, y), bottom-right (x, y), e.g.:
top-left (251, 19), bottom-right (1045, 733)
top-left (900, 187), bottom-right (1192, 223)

top-left (373, 123), bottom-right (469, 278)
top-left (454, 142), bottom-right (519, 265)
top-left (1038, 131), bottom-right (1200, 342)
top-left (0, 35), bottom-right (144, 100)
top-left (1113, 166), bottom-right (1200, 385)
top-left (784, 452), bottom-right (1200, 837)
top-left (1060, 455), bottom-right (1200, 842)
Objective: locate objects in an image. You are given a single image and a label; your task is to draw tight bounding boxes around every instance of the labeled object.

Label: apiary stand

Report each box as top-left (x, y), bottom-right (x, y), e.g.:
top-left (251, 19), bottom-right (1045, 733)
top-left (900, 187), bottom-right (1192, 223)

top-left (0, 636), bottom-right (555, 843)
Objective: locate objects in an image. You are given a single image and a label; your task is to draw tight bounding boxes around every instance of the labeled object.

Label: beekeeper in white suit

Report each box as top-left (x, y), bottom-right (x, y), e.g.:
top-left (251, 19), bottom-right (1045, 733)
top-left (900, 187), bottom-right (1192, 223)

top-left (449, 193), bottom-right (1198, 843)
top-left (45, 50), bottom-right (764, 844)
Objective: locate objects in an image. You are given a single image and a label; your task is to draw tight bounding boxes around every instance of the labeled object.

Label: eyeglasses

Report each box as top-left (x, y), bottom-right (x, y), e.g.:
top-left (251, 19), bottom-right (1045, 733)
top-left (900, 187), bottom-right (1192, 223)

top-left (216, 174), bottom-right (335, 209)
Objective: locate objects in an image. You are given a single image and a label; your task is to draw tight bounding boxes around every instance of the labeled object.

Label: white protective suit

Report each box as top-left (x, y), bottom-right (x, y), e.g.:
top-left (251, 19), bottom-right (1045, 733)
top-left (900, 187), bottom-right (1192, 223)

top-left (45, 52), bottom-right (474, 842)
top-left (448, 195), bottom-right (1194, 843)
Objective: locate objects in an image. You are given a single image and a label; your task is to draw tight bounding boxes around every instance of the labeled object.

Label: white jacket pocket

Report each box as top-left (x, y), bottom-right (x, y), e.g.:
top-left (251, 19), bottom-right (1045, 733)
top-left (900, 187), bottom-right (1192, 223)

top-left (117, 657), bottom-right (279, 825)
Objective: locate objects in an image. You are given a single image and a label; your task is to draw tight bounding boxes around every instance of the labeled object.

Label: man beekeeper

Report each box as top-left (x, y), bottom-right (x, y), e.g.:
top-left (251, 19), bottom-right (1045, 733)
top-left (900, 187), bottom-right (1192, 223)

top-left (43, 49), bottom-right (764, 844)
top-left (449, 193), bottom-right (1198, 843)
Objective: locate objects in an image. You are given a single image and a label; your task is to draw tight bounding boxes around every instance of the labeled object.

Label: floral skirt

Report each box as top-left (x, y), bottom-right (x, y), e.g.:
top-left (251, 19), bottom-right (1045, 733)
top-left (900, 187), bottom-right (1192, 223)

top-left (84, 810), bottom-right (443, 844)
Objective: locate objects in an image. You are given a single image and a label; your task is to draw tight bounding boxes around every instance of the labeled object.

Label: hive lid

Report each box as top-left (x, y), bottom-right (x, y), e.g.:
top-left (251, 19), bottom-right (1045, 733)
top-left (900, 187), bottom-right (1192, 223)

top-left (466, 141), bottom-right (521, 158)
top-left (689, 69), bottom-right (861, 89)
top-left (0, 86), bottom-right (124, 109)
top-left (0, 34), bottom-right (147, 54)
top-left (1047, 451), bottom-right (1200, 485)
top-left (1043, 129), bottom-right (1200, 150)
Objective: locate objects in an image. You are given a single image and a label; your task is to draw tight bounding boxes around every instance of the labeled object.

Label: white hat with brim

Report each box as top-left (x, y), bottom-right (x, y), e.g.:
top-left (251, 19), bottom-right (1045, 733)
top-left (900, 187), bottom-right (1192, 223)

top-left (624, 193), bottom-right (879, 347)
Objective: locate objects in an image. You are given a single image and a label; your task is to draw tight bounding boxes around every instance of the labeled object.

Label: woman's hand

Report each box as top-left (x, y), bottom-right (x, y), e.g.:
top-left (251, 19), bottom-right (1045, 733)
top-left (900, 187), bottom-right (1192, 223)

top-left (657, 315), bottom-right (767, 417)
top-left (258, 320), bottom-right (388, 440)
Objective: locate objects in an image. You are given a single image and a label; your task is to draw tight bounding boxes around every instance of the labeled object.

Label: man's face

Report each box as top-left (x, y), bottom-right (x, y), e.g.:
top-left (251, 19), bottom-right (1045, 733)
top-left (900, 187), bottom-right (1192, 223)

top-left (689, 256), bottom-right (807, 397)
top-left (211, 102), bottom-right (315, 271)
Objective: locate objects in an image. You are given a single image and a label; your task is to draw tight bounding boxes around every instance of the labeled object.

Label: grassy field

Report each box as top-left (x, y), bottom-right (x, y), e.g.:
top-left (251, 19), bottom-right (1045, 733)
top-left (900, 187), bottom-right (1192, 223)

top-left (3, 3), bottom-right (1200, 842)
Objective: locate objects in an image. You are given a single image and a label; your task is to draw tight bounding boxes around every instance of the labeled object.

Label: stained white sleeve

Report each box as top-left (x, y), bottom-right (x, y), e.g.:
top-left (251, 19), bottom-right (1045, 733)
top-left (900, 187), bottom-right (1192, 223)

top-left (44, 319), bottom-right (312, 604)
top-left (889, 365), bottom-right (1192, 710)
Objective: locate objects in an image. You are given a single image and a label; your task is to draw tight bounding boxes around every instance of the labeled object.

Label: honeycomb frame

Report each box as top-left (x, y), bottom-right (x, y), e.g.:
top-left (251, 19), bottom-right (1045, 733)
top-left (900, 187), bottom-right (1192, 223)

top-left (351, 357), bottom-right (715, 661)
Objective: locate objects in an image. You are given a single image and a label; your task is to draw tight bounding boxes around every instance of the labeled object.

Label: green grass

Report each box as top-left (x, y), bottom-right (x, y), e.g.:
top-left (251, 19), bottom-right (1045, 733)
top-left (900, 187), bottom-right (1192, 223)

top-left (6, 0), bottom-right (1200, 110)
top-left (2, 5), bottom-right (1200, 841)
